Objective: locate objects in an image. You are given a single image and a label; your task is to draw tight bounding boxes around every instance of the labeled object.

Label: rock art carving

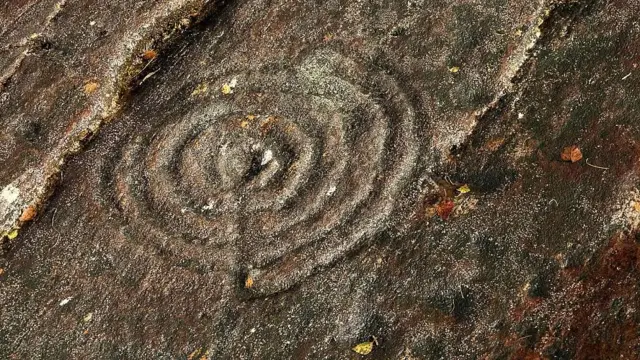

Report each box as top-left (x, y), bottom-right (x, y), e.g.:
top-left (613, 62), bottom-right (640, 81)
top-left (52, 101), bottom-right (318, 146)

top-left (97, 50), bottom-right (420, 295)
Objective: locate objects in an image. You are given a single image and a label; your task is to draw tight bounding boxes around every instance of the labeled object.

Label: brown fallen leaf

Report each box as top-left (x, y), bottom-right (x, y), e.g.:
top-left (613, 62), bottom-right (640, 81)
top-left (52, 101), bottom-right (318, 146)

top-left (19, 206), bottom-right (37, 222)
top-left (142, 49), bottom-right (157, 61)
top-left (485, 137), bottom-right (505, 151)
top-left (561, 145), bottom-right (582, 163)
top-left (425, 206), bottom-right (437, 218)
top-left (436, 199), bottom-right (455, 220)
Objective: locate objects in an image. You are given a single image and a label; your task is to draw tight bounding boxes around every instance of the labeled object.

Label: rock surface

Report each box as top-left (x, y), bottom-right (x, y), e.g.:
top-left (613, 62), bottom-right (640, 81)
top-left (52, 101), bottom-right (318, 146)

top-left (2, 0), bottom-right (640, 358)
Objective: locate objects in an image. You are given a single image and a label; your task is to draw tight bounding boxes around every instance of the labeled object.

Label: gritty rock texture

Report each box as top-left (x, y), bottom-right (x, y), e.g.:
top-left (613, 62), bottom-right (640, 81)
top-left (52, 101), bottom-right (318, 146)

top-left (2, 0), bottom-right (640, 358)
top-left (0, 0), bottom-right (217, 236)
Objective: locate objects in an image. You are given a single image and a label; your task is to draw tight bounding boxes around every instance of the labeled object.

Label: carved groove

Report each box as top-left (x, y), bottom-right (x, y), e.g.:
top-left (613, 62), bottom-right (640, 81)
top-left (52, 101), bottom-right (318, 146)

top-left (99, 50), bottom-right (419, 296)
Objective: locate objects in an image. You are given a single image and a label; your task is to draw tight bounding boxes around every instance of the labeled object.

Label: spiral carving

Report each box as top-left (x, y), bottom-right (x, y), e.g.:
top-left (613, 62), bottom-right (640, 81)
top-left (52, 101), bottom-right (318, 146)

top-left (101, 50), bottom-right (418, 295)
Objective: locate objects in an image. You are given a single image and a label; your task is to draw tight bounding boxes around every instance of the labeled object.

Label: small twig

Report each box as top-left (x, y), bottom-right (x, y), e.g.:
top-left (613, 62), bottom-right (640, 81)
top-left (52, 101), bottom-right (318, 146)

top-left (585, 158), bottom-right (609, 170)
top-left (622, 72), bottom-right (632, 80)
top-left (51, 208), bottom-right (57, 226)
top-left (140, 69), bottom-right (159, 85)
top-left (371, 335), bottom-right (379, 346)
top-left (517, 335), bottom-right (532, 342)
top-left (445, 175), bottom-right (454, 185)
top-left (176, 44), bottom-right (189, 58)
top-left (139, 57), bottom-right (155, 74)
top-left (549, 199), bottom-right (558, 206)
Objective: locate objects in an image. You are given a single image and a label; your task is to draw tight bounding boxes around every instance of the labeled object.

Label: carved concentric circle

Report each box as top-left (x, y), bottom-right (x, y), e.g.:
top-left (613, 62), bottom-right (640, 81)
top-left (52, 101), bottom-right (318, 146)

top-left (103, 51), bottom-right (418, 295)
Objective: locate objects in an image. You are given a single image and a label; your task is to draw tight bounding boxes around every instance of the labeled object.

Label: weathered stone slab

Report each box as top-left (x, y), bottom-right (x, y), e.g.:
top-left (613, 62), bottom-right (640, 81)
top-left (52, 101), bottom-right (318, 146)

top-left (2, 0), bottom-right (640, 358)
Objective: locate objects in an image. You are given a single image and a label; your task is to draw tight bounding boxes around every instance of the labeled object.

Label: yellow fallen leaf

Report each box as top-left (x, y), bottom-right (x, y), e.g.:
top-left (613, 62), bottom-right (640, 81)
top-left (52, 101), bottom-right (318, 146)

top-left (448, 66), bottom-right (460, 73)
top-left (457, 184), bottom-right (471, 194)
top-left (7, 229), bottom-right (18, 240)
top-left (245, 276), bottom-right (254, 288)
top-left (191, 83), bottom-right (208, 97)
top-left (352, 341), bottom-right (374, 355)
top-left (83, 312), bottom-right (93, 322)
top-left (221, 78), bottom-right (238, 95)
top-left (83, 81), bottom-right (100, 95)
top-left (188, 348), bottom-right (209, 360)
top-left (633, 201), bottom-right (640, 213)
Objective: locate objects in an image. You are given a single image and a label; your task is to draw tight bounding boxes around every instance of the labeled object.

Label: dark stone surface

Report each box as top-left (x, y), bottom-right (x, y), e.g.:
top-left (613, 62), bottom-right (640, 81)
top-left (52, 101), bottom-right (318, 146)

top-left (2, 0), bottom-right (640, 358)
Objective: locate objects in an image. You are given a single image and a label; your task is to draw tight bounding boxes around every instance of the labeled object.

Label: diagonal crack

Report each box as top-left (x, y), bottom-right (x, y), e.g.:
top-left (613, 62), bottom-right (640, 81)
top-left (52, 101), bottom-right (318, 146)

top-left (0, 0), bottom-right (67, 94)
top-left (0, 0), bottom-right (231, 243)
top-left (449, 0), bottom-right (597, 157)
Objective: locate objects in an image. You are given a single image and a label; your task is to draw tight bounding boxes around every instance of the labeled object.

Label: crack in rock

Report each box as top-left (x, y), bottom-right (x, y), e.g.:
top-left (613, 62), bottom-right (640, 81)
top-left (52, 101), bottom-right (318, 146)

top-left (0, 0), bottom-right (226, 241)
